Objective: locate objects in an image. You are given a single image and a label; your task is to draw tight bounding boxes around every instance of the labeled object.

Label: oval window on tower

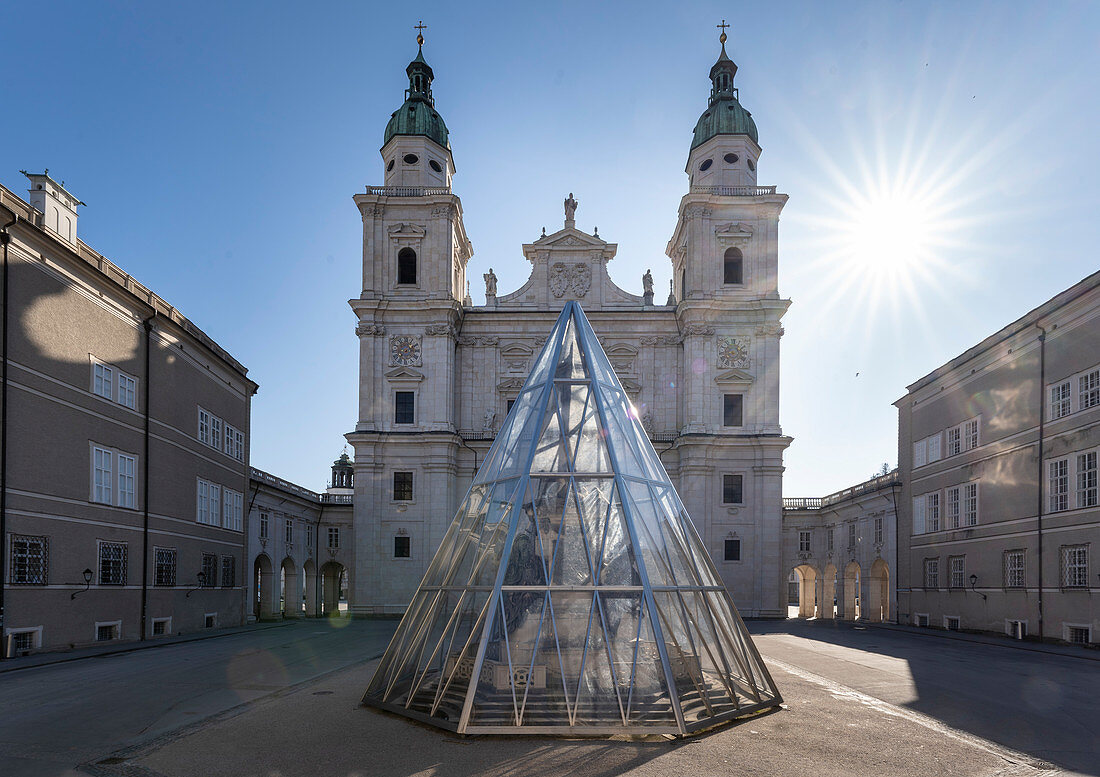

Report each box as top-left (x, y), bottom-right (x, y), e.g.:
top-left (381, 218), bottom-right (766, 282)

top-left (386, 159), bottom-right (395, 171)
top-left (403, 153), bottom-right (419, 164)
top-left (429, 159), bottom-right (443, 173)
top-left (724, 153), bottom-right (739, 164)
top-left (699, 159), bottom-right (713, 171)
top-left (747, 158), bottom-right (756, 171)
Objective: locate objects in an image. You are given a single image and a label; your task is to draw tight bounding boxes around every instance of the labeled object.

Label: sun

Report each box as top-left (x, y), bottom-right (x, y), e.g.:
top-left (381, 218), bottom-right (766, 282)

top-left (845, 190), bottom-right (935, 277)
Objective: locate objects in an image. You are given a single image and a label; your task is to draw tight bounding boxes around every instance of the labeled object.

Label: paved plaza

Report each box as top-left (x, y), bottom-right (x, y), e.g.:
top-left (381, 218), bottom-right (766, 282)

top-left (0, 619), bottom-right (1095, 777)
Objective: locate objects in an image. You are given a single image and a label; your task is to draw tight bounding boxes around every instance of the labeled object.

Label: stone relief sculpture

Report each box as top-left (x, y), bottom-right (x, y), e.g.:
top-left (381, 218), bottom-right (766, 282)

top-left (482, 407), bottom-right (496, 432)
top-left (718, 336), bottom-right (750, 369)
top-left (549, 262), bottom-right (591, 298)
top-left (571, 263), bottom-right (592, 297)
top-left (549, 263), bottom-right (569, 298)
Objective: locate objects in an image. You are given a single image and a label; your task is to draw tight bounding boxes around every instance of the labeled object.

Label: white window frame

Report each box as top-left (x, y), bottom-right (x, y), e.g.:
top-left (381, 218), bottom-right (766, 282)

top-left (198, 408), bottom-right (212, 446)
top-left (946, 486), bottom-right (961, 530)
top-left (847, 522), bottom-right (856, 549)
top-left (1077, 450), bottom-right (1098, 509)
top-left (949, 555), bottom-right (965, 588)
top-left (1048, 458), bottom-right (1069, 512)
top-left (874, 517), bottom-right (883, 545)
top-left (926, 433), bottom-right (942, 463)
top-left (963, 482), bottom-right (979, 526)
top-left (211, 416), bottom-right (222, 451)
top-left (946, 426), bottom-right (962, 457)
top-left (926, 492), bottom-right (941, 532)
top-left (1080, 369), bottom-right (1100, 411)
top-left (92, 360), bottom-right (114, 400)
top-left (150, 616), bottom-right (172, 637)
top-left (117, 371), bottom-right (137, 410)
top-left (285, 518), bottom-right (294, 545)
top-left (964, 418), bottom-right (980, 450)
top-left (328, 526), bottom-right (341, 549)
top-left (1050, 380), bottom-right (1072, 420)
top-left (913, 438), bottom-right (927, 468)
top-left (222, 488), bottom-right (242, 531)
top-left (1004, 549), bottom-right (1025, 588)
top-left (912, 495), bottom-right (926, 535)
top-left (92, 444), bottom-right (113, 504)
top-left (4, 626), bottom-right (43, 653)
top-left (1060, 544), bottom-right (1088, 588)
top-left (944, 615), bottom-right (961, 631)
top-left (197, 479), bottom-right (227, 526)
top-left (259, 511), bottom-right (269, 538)
top-left (117, 453), bottom-right (136, 509)
top-left (827, 527), bottom-right (834, 551)
top-left (924, 558), bottom-right (939, 588)
top-left (1062, 623), bottom-right (1092, 645)
top-left (224, 424), bottom-right (244, 461)
top-left (204, 612), bottom-right (218, 629)
top-left (798, 530), bottom-right (811, 553)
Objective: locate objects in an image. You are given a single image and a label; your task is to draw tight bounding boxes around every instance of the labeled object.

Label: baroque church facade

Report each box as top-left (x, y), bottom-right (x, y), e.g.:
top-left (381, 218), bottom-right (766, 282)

top-left (348, 34), bottom-right (791, 618)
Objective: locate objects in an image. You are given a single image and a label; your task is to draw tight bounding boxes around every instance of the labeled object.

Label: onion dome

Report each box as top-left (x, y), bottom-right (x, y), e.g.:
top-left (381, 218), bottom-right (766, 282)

top-left (690, 35), bottom-right (758, 148)
top-left (383, 45), bottom-right (450, 149)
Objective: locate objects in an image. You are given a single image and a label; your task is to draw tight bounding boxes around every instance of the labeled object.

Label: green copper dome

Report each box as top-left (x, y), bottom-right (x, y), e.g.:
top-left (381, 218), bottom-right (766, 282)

top-left (690, 41), bottom-right (758, 149)
top-left (383, 47), bottom-right (450, 149)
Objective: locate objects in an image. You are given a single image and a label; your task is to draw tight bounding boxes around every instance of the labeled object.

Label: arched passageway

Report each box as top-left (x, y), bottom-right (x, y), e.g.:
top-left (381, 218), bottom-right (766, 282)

top-left (867, 559), bottom-right (890, 623)
top-left (280, 557), bottom-right (300, 618)
top-left (303, 560), bottom-right (319, 617)
top-left (787, 571), bottom-right (800, 618)
top-left (843, 561), bottom-right (861, 621)
top-left (792, 564), bottom-right (819, 618)
top-left (321, 562), bottom-right (347, 616)
top-left (821, 563), bottom-right (838, 620)
top-left (254, 554), bottom-right (275, 620)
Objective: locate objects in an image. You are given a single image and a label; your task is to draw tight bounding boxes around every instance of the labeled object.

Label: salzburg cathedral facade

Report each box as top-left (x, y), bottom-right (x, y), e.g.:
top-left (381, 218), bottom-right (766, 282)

top-left (347, 33), bottom-right (791, 618)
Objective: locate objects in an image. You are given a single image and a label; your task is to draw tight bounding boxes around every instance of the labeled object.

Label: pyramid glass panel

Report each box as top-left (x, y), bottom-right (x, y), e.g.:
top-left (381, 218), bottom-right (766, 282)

top-left (363, 302), bottom-right (781, 735)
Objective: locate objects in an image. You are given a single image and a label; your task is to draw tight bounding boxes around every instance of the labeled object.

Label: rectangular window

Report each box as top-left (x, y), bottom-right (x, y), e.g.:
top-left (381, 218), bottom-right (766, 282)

top-left (963, 482), bottom-right (979, 526)
top-left (116, 372), bottom-right (137, 409)
top-left (946, 426), bottom-right (962, 457)
top-left (1067, 626), bottom-right (1091, 645)
top-left (154, 547), bottom-right (176, 587)
top-left (117, 454), bottom-right (136, 509)
top-left (328, 526), bottom-right (340, 549)
top-left (721, 474), bottom-right (743, 504)
top-left (847, 523), bottom-right (856, 548)
top-left (201, 553), bottom-right (217, 587)
top-left (305, 523), bottom-right (314, 548)
top-left (393, 471), bottom-right (414, 501)
top-left (1077, 451), bottom-right (1098, 508)
top-left (1060, 545), bottom-right (1088, 588)
top-left (927, 434), bottom-right (942, 462)
top-left (211, 417), bottom-right (222, 451)
top-left (394, 535), bottom-right (411, 558)
top-left (924, 558), bottom-right (939, 589)
top-left (1049, 459), bottom-right (1069, 512)
top-left (98, 541), bottom-right (127, 586)
top-left (1004, 549), bottom-right (1025, 588)
top-left (152, 618), bottom-right (170, 637)
top-left (912, 495), bottom-right (926, 535)
top-left (949, 556), bottom-right (965, 588)
top-left (10, 535), bottom-right (48, 585)
top-left (964, 418), bottom-right (980, 450)
top-left (93, 362), bottom-right (114, 399)
top-left (198, 408), bottom-right (212, 446)
top-left (197, 479), bottom-right (224, 526)
top-left (285, 518), bottom-right (294, 545)
top-left (724, 539), bottom-right (741, 561)
top-left (259, 511), bottom-right (269, 539)
top-left (722, 394), bottom-right (743, 428)
top-left (913, 439), bottom-right (927, 468)
top-left (221, 555), bottom-right (236, 588)
top-left (926, 492), bottom-right (941, 532)
top-left (827, 528), bottom-right (834, 551)
top-left (97, 623), bottom-right (120, 642)
top-left (224, 424), bottom-right (244, 461)
top-left (506, 399), bottom-right (516, 415)
top-left (222, 488), bottom-right (242, 531)
top-left (395, 391), bottom-right (415, 424)
top-left (1080, 369), bottom-right (1100, 410)
top-left (946, 486), bottom-right (960, 529)
top-left (945, 616), bottom-right (961, 631)
top-left (874, 517), bottom-right (883, 545)
top-left (1051, 381), bottom-right (1072, 420)
top-left (93, 445), bottom-right (113, 504)
top-left (798, 530), bottom-right (811, 553)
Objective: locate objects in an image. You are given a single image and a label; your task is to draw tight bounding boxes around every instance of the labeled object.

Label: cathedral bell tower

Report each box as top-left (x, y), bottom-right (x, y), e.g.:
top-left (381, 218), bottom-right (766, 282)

top-left (348, 26), bottom-right (473, 615)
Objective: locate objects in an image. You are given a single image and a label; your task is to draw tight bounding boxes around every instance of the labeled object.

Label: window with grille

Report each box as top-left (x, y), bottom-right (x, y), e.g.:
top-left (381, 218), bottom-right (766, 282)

top-left (259, 511), bottom-right (269, 538)
top-left (394, 536), bottom-right (411, 558)
top-left (798, 531), bottom-right (811, 553)
top-left (99, 542), bottom-right (127, 585)
top-left (1077, 451), bottom-right (1098, 508)
top-left (1004, 549), bottom-right (1025, 588)
top-left (926, 492), bottom-right (941, 532)
top-left (221, 556), bottom-right (236, 588)
top-left (1050, 381), bottom-right (1072, 419)
top-left (874, 517), bottom-right (883, 545)
top-left (10, 535), bottom-right (48, 584)
top-left (945, 616), bottom-right (961, 631)
top-left (848, 523), bottom-right (856, 548)
top-left (946, 486), bottom-right (960, 529)
top-left (393, 471), bottom-right (414, 501)
top-left (724, 539), bottom-right (741, 561)
top-left (1060, 545), bottom-right (1088, 588)
top-left (1066, 626), bottom-right (1091, 645)
top-left (1081, 369), bottom-right (1100, 410)
top-left (964, 482), bottom-right (979, 526)
top-left (328, 527), bottom-right (340, 549)
top-left (964, 419), bottom-right (980, 450)
top-left (949, 556), bottom-right (965, 588)
top-left (93, 446), bottom-right (112, 504)
top-left (721, 474), bottom-right (742, 504)
top-left (946, 427), bottom-right (962, 456)
top-left (152, 619), bottom-right (169, 636)
top-left (154, 547), bottom-right (176, 587)
top-left (722, 394), bottom-right (743, 427)
top-left (201, 553), bottom-right (217, 587)
top-left (285, 518), bottom-right (294, 545)
top-left (924, 558), bottom-right (939, 588)
top-left (395, 391), bottom-right (415, 424)
top-left (11, 631), bottom-right (37, 652)
top-left (96, 623), bottom-right (119, 642)
top-left (1049, 459), bottom-right (1069, 512)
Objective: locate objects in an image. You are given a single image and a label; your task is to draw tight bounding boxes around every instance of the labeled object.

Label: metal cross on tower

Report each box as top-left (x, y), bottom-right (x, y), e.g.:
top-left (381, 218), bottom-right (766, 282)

top-left (414, 20), bottom-right (427, 47)
top-left (717, 19), bottom-right (729, 43)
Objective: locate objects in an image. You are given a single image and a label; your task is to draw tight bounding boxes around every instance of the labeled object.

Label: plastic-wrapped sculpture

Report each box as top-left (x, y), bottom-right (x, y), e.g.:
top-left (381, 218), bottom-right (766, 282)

top-left (363, 302), bottom-right (781, 735)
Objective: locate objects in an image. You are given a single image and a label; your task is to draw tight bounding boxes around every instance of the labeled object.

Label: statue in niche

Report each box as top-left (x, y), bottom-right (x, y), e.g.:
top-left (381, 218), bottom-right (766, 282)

top-left (483, 267), bottom-right (497, 297)
top-left (482, 407), bottom-right (496, 432)
top-left (642, 269), bottom-right (653, 296)
top-left (564, 192), bottom-right (578, 222)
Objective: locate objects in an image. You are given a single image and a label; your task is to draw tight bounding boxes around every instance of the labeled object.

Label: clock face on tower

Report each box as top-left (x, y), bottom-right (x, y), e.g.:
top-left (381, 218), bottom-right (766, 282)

top-left (391, 335), bottom-right (422, 366)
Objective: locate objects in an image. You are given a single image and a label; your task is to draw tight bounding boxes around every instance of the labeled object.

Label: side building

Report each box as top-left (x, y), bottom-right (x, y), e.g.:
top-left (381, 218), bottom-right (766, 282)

top-left (782, 471), bottom-right (899, 622)
top-left (1, 173), bottom-right (257, 655)
top-left (896, 271), bottom-right (1099, 645)
top-left (247, 455), bottom-right (354, 620)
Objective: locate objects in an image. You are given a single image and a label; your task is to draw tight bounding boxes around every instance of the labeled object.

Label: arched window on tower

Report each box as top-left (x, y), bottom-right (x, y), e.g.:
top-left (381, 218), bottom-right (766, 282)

top-left (397, 247), bottom-right (417, 285)
top-left (723, 247), bottom-right (743, 285)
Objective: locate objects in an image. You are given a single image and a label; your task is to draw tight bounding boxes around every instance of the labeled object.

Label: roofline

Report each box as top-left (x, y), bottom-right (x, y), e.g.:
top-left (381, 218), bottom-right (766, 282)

top-left (20, 170), bottom-right (86, 205)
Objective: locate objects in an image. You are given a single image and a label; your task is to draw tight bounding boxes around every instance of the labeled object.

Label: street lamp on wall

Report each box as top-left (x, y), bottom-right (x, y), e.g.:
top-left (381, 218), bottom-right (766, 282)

top-left (186, 571), bottom-right (207, 598)
top-left (71, 568), bottom-right (93, 600)
top-left (968, 574), bottom-right (987, 601)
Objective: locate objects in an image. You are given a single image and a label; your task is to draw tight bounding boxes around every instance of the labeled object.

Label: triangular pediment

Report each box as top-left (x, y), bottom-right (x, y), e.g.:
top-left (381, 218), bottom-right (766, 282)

top-left (533, 226), bottom-right (607, 249)
top-left (387, 222), bottom-right (426, 238)
top-left (715, 222), bottom-right (753, 239)
top-left (384, 366), bottom-right (425, 383)
top-left (714, 368), bottom-right (755, 386)
top-left (364, 302), bottom-right (782, 736)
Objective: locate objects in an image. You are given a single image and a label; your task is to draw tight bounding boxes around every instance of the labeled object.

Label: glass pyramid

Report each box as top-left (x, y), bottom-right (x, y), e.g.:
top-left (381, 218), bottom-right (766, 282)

top-left (362, 302), bottom-right (782, 735)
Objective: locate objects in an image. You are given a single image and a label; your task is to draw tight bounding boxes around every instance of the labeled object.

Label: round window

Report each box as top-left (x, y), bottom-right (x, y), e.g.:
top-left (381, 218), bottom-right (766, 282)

top-left (386, 159), bottom-right (395, 171)
top-left (403, 153), bottom-right (419, 164)
top-left (699, 158), bottom-right (713, 171)
top-left (724, 153), bottom-right (739, 164)
top-left (747, 158), bottom-right (756, 171)
top-left (429, 159), bottom-right (443, 173)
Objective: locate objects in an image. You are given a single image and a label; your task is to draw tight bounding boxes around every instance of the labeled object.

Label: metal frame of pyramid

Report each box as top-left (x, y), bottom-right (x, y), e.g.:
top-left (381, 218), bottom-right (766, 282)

top-left (362, 302), bottom-right (782, 735)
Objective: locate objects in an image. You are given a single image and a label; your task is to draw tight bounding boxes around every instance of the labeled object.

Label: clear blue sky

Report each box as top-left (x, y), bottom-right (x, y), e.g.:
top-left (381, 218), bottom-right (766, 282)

top-left (3, 2), bottom-right (1097, 496)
